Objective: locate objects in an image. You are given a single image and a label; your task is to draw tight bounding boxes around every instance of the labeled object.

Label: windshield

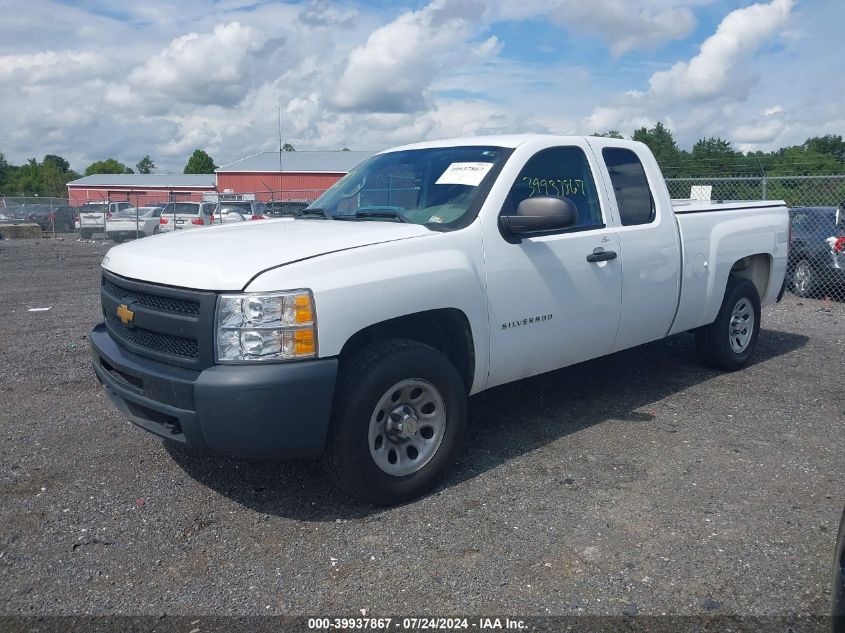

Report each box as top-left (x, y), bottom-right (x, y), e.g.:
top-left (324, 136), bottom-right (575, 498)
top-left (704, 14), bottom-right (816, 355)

top-left (265, 201), bottom-right (309, 216)
top-left (113, 207), bottom-right (154, 217)
top-left (162, 202), bottom-right (200, 215)
top-left (216, 202), bottom-right (252, 213)
top-left (793, 208), bottom-right (845, 236)
top-left (309, 145), bottom-right (510, 229)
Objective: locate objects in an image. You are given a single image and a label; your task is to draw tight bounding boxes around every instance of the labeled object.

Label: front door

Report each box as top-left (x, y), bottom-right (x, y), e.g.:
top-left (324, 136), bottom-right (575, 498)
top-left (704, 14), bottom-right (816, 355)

top-left (484, 145), bottom-right (623, 388)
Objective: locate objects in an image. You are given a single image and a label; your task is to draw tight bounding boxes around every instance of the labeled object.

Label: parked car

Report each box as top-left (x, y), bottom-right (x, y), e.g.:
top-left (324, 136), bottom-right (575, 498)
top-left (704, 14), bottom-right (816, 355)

top-left (157, 202), bottom-right (216, 233)
top-left (13, 204), bottom-right (76, 232)
top-left (788, 206), bottom-right (845, 297)
top-left (92, 135), bottom-right (788, 504)
top-left (106, 206), bottom-right (165, 241)
top-left (78, 201), bottom-right (133, 239)
top-left (262, 200), bottom-right (310, 218)
top-left (213, 201), bottom-right (267, 223)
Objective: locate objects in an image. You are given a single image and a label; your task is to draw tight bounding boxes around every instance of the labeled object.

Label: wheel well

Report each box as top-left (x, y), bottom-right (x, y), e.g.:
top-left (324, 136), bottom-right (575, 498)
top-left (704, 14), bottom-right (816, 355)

top-left (729, 253), bottom-right (771, 301)
top-left (338, 309), bottom-right (475, 393)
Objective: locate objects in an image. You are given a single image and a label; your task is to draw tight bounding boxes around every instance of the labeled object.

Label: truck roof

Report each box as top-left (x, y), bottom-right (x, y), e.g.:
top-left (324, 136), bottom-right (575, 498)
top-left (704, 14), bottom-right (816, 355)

top-left (383, 134), bottom-right (643, 152)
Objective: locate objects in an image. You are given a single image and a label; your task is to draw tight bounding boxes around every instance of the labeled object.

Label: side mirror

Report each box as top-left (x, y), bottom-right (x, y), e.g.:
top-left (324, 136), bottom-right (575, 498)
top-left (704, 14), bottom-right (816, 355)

top-left (500, 196), bottom-right (577, 237)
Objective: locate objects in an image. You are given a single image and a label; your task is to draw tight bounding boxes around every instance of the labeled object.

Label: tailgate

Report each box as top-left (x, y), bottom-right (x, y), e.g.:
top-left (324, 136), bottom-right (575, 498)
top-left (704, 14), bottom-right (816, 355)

top-left (80, 213), bottom-right (106, 225)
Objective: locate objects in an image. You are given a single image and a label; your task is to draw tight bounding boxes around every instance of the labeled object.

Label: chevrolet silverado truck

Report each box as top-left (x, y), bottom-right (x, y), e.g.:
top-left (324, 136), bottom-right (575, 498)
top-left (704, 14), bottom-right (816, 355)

top-left (91, 135), bottom-right (789, 504)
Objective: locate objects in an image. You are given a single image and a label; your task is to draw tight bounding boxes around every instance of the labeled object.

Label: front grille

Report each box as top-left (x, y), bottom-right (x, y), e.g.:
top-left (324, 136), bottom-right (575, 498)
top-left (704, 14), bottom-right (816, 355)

top-left (101, 270), bottom-right (215, 369)
top-left (106, 315), bottom-right (199, 358)
top-left (103, 279), bottom-right (199, 315)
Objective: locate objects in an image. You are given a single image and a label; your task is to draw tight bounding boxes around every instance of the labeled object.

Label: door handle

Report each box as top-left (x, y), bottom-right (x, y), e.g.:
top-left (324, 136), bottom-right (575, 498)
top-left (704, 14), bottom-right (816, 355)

top-left (586, 250), bottom-right (618, 263)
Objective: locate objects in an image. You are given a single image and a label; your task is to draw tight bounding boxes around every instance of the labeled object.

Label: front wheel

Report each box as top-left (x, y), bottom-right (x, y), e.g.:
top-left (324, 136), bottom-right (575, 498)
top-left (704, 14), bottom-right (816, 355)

top-left (324, 340), bottom-right (467, 505)
top-left (695, 277), bottom-right (761, 371)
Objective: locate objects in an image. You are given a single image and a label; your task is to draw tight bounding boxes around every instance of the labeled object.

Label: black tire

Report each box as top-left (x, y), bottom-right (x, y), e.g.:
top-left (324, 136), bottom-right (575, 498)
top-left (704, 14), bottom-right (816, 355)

top-left (791, 258), bottom-right (816, 298)
top-left (695, 277), bottom-right (761, 371)
top-left (324, 339), bottom-right (467, 505)
top-left (153, 225), bottom-right (160, 235)
top-left (80, 229), bottom-right (93, 239)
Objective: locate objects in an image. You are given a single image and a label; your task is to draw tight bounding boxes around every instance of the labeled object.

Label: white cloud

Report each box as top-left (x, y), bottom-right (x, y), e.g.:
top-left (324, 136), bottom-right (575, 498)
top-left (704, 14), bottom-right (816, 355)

top-left (733, 119), bottom-right (784, 144)
top-left (649, 0), bottom-right (795, 99)
top-left (491, 0), bottom-right (698, 55)
top-left (127, 22), bottom-right (266, 106)
top-left (332, 0), bottom-right (491, 113)
top-left (585, 0), bottom-right (799, 145)
top-left (0, 50), bottom-right (100, 82)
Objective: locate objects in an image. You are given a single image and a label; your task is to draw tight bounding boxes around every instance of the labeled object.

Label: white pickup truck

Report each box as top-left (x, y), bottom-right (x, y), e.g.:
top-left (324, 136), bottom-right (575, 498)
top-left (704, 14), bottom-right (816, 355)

top-left (92, 135), bottom-right (789, 504)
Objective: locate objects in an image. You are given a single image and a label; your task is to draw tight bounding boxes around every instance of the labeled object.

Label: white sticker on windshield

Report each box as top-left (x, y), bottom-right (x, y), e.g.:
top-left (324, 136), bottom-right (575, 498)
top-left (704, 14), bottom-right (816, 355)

top-left (435, 162), bottom-right (493, 187)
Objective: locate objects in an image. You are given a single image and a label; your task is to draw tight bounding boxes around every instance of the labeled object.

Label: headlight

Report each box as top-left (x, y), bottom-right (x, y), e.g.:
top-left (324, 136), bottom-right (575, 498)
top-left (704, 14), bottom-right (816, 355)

top-left (215, 290), bottom-right (316, 362)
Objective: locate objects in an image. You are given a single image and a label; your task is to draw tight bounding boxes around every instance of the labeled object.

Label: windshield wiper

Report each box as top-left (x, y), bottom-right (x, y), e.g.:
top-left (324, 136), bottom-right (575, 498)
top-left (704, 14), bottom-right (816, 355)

top-left (296, 207), bottom-right (332, 219)
top-left (345, 206), bottom-right (412, 223)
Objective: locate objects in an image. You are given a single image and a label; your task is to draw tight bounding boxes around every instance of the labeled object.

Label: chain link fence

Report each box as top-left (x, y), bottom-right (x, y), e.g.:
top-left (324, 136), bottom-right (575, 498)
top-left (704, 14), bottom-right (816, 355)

top-left (666, 176), bottom-right (845, 299)
top-left (5, 176), bottom-right (844, 299)
top-left (0, 196), bottom-right (76, 234)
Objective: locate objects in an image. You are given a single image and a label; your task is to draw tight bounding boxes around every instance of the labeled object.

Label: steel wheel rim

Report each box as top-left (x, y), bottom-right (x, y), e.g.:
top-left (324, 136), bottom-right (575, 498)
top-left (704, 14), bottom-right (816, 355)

top-left (729, 296), bottom-right (754, 354)
top-left (793, 262), bottom-right (811, 293)
top-left (368, 378), bottom-right (446, 477)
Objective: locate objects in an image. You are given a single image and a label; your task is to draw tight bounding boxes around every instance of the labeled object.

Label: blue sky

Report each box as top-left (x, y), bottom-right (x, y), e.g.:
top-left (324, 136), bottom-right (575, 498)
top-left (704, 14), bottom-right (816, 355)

top-left (0, 0), bottom-right (842, 172)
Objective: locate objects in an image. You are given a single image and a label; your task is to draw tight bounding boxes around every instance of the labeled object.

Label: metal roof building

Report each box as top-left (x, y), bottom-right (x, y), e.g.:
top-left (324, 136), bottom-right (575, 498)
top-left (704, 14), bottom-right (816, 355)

top-left (216, 151), bottom-right (372, 174)
top-left (215, 151), bottom-right (373, 202)
top-left (67, 151), bottom-right (375, 205)
top-left (66, 174), bottom-right (216, 206)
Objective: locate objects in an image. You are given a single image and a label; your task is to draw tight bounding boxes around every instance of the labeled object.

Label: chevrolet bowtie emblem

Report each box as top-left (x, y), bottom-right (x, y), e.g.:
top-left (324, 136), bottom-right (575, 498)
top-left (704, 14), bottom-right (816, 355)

top-left (116, 303), bottom-right (135, 325)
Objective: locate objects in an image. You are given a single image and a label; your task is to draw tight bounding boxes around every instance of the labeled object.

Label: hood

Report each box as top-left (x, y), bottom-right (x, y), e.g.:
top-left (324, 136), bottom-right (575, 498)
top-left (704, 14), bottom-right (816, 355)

top-left (102, 218), bottom-right (432, 290)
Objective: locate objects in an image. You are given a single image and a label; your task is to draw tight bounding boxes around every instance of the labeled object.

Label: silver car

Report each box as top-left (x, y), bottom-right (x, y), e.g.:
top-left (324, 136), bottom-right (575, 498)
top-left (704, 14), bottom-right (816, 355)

top-left (105, 206), bottom-right (164, 241)
top-left (158, 202), bottom-right (216, 233)
top-left (213, 201), bottom-right (267, 223)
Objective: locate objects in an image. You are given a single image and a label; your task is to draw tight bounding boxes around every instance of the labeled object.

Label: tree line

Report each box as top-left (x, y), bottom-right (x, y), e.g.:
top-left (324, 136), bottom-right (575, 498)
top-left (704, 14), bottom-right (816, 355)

top-left (0, 149), bottom-right (221, 198)
top-left (2, 128), bottom-right (843, 199)
top-left (594, 124), bottom-right (845, 178)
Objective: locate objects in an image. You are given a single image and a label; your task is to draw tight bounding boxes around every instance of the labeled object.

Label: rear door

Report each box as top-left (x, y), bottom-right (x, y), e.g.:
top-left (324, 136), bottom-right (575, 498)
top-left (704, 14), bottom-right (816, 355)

top-left (80, 204), bottom-right (107, 227)
top-left (588, 141), bottom-right (682, 352)
top-left (484, 142), bottom-right (623, 388)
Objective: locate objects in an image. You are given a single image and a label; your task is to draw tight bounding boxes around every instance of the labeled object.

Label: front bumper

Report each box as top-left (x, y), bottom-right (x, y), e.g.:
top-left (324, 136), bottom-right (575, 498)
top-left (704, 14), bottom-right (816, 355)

top-left (90, 322), bottom-right (337, 458)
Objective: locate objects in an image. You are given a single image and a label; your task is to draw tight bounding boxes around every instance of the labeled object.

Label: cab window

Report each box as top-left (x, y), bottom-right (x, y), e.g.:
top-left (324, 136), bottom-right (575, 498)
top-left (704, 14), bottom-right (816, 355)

top-left (502, 147), bottom-right (603, 231)
top-left (602, 148), bottom-right (655, 226)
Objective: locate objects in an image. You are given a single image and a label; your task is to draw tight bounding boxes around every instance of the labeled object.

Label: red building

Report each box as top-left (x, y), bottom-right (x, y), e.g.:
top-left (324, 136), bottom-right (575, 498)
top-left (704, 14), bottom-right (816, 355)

top-left (67, 174), bottom-right (216, 206)
top-left (66, 151), bottom-right (373, 206)
top-left (214, 151), bottom-right (372, 202)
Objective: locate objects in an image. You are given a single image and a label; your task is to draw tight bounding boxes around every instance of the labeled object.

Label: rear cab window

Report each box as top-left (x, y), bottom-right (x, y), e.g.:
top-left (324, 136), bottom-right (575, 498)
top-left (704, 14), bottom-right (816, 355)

top-left (602, 148), bottom-right (655, 226)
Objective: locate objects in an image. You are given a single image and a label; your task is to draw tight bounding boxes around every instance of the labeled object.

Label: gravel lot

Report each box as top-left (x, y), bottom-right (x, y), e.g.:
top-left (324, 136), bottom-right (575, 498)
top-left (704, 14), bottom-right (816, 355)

top-left (0, 238), bottom-right (842, 620)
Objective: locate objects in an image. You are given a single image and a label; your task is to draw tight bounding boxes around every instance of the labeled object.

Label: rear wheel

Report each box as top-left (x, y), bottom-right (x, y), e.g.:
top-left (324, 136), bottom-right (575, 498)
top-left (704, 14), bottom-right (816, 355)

top-left (695, 277), bottom-right (761, 371)
top-left (324, 340), bottom-right (467, 505)
top-left (791, 258), bottom-right (816, 298)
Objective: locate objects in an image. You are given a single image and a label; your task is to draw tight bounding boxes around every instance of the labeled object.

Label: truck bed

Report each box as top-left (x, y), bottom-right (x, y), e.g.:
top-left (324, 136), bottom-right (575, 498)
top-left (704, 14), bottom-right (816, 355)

top-left (669, 199), bottom-right (789, 336)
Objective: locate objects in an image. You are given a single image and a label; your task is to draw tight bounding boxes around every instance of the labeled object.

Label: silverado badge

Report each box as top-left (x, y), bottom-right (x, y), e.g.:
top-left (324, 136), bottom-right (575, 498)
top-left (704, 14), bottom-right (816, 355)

top-left (116, 303), bottom-right (135, 325)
